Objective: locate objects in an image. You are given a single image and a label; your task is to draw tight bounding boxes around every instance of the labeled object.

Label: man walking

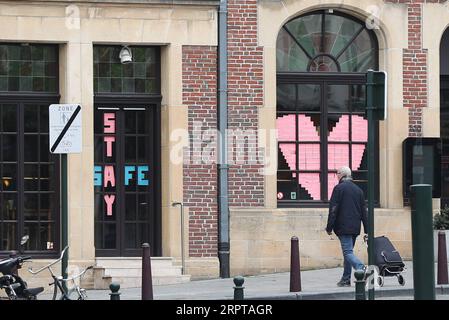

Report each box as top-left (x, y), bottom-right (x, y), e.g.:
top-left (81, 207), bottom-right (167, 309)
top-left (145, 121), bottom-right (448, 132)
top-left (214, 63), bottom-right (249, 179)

top-left (326, 166), bottom-right (368, 287)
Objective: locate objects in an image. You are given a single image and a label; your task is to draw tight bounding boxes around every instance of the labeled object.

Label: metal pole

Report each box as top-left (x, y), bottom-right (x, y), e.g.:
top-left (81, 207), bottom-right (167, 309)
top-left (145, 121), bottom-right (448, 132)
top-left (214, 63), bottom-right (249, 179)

top-left (218, 0), bottom-right (230, 279)
top-left (410, 184), bottom-right (435, 300)
top-left (366, 70), bottom-right (375, 300)
top-left (141, 243), bottom-right (153, 300)
top-left (180, 204), bottom-right (185, 275)
top-left (61, 154), bottom-right (68, 291)
top-left (172, 202), bottom-right (185, 275)
top-left (290, 236), bottom-right (301, 292)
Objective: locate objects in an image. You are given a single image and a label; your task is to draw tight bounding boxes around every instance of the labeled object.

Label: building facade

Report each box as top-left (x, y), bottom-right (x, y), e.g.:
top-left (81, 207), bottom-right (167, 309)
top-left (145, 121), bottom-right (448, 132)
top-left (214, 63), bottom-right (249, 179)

top-left (0, 0), bottom-right (448, 288)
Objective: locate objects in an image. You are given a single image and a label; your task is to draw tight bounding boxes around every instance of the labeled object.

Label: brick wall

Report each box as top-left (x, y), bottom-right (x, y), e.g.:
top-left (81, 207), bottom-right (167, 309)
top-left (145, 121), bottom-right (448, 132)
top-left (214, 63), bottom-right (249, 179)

top-left (385, 0), bottom-right (444, 136)
top-left (182, 46), bottom-right (218, 257)
top-left (227, 0), bottom-right (264, 207)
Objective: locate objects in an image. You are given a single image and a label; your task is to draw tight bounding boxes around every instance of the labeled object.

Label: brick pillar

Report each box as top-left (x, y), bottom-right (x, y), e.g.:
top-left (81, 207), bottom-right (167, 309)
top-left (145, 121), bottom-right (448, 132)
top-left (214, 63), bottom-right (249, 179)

top-left (385, 0), bottom-right (445, 136)
top-left (182, 46), bottom-right (218, 257)
top-left (227, 0), bottom-right (265, 207)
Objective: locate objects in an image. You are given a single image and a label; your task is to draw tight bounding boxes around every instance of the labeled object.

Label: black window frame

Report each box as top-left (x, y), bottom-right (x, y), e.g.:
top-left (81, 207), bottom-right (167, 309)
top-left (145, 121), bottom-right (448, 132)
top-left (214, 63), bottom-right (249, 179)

top-left (0, 93), bottom-right (61, 259)
top-left (277, 74), bottom-right (380, 208)
top-left (276, 10), bottom-right (380, 208)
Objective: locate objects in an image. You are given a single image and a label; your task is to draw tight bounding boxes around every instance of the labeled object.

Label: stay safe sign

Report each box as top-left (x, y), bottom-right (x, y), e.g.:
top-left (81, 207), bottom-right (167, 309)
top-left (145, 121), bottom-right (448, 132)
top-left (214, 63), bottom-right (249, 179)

top-left (49, 104), bottom-right (82, 154)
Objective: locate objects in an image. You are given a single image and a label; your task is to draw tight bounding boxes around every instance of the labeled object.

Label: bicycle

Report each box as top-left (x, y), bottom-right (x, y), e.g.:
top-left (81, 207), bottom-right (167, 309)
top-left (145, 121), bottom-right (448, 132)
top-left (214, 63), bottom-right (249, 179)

top-left (28, 246), bottom-right (94, 300)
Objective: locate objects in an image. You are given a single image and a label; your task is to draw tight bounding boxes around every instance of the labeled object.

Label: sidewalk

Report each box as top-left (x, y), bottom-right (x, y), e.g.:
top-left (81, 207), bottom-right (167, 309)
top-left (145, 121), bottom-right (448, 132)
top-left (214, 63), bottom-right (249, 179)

top-left (40, 261), bottom-right (449, 300)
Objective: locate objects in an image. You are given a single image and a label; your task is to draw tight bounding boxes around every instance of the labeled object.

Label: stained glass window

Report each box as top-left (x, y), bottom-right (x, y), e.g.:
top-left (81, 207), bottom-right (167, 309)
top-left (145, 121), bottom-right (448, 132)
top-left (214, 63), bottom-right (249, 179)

top-left (0, 44), bottom-right (58, 92)
top-left (94, 46), bottom-right (160, 94)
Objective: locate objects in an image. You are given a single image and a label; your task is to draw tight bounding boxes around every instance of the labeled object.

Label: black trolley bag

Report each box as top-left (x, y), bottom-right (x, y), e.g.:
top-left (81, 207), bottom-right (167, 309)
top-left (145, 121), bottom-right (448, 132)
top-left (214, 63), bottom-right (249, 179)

top-left (373, 236), bottom-right (406, 287)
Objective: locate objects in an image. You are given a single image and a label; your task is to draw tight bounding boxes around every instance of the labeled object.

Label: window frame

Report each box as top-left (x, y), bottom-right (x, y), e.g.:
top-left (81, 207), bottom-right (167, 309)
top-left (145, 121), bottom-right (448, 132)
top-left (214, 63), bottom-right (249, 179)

top-left (0, 93), bottom-right (61, 258)
top-left (277, 10), bottom-right (379, 73)
top-left (276, 73), bottom-right (380, 208)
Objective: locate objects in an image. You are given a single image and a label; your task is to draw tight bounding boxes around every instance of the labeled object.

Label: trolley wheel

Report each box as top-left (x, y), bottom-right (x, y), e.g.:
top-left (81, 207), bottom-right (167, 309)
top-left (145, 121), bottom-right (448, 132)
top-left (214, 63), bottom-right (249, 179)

top-left (397, 274), bottom-right (405, 286)
top-left (377, 276), bottom-right (384, 287)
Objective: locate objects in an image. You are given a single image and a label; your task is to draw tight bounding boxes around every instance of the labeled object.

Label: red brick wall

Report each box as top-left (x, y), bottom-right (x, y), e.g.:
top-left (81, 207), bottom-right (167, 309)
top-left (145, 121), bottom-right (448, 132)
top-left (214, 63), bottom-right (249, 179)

top-left (182, 46), bottom-right (218, 257)
top-left (227, 0), bottom-right (265, 207)
top-left (385, 0), bottom-right (444, 136)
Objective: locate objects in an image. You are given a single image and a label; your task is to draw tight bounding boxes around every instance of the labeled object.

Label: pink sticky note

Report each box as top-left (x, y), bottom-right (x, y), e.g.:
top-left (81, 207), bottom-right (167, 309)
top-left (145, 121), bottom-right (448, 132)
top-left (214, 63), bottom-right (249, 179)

top-left (104, 165), bottom-right (116, 187)
top-left (104, 195), bottom-right (115, 216)
top-left (104, 136), bottom-right (115, 157)
top-left (104, 113), bottom-right (116, 133)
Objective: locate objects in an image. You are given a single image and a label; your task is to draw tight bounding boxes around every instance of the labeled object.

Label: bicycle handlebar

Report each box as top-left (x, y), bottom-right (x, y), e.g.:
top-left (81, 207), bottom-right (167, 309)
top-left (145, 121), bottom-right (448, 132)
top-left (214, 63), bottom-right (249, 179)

top-left (28, 246), bottom-right (69, 275)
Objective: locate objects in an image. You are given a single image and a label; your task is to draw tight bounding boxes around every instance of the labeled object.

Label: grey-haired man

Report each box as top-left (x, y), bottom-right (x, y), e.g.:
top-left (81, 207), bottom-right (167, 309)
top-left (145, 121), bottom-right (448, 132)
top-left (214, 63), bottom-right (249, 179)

top-left (326, 166), bottom-right (368, 287)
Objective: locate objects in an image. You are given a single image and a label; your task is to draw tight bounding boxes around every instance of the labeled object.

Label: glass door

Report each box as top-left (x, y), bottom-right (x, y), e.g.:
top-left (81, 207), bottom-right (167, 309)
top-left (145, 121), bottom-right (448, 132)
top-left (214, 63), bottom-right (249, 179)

top-left (94, 105), bottom-right (159, 256)
top-left (1, 102), bottom-right (59, 254)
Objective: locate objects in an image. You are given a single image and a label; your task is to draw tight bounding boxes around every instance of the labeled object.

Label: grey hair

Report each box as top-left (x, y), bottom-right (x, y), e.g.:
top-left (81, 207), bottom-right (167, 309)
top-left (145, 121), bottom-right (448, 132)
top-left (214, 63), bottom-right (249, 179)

top-left (338, 166), bottom-right (352, 178)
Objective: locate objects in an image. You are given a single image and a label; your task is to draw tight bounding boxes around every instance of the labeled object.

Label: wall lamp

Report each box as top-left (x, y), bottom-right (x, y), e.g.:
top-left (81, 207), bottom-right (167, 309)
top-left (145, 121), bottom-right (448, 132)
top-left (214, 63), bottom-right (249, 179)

top-left (119, 46), bottom-right (132, 64)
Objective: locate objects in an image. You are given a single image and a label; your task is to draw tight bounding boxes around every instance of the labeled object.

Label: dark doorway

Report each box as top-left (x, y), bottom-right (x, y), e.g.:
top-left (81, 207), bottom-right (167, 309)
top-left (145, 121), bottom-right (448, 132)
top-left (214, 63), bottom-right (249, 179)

top-left (94, 102), bottom-right (161, 257)
top-left (93, 45), bottom-right (162, 257)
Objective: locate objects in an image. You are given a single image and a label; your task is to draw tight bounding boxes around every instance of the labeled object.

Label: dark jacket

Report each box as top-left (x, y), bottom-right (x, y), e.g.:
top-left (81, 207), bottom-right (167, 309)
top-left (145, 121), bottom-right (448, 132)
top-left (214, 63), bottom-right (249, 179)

top-left (326, 178), bottom-right (368, 236)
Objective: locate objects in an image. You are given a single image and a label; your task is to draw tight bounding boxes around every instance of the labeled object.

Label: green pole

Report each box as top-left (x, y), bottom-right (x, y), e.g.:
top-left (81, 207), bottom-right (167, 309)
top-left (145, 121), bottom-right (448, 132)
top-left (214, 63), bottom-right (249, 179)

top-left (366, 70), bottom-right (375, 300)
top-left (61, 154), bottom-right (68, 291)
top-left (410, 184), bottom-right (435, 300)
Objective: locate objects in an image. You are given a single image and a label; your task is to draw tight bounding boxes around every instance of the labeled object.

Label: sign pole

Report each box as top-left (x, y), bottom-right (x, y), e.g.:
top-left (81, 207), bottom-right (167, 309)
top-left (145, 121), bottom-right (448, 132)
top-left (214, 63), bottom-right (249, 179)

top-left (367, 70), bottom-right (375, 300)
top-left (49, 104), bottom-right (82, 291)
top-left (61, 153), bottom-right (68, 291)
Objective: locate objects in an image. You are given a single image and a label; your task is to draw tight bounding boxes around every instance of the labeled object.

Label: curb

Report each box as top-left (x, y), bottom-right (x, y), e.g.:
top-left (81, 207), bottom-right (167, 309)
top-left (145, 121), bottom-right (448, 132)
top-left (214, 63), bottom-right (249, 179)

top-left (245, 285), bottom-right (449, 300)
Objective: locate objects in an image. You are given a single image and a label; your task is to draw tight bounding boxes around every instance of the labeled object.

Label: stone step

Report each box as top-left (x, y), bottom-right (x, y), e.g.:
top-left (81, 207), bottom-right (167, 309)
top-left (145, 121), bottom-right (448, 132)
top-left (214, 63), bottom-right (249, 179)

top-left (106, 266), bottom-right (182, 277)
top-left (92, 266), bottom-right (112, 290)
top-left (94, 257), bottom-right (190, 289)
top-left (112, 275), bottom-right (191, 288)
top-left (96, 257), bottom-right (174, 269)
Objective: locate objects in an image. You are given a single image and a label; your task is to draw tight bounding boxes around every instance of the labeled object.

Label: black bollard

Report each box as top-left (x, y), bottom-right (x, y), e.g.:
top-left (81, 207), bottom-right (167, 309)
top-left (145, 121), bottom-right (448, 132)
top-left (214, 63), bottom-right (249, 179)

top-left (410, 184), bottom-right (436, 300)
top-left (233, 276), bottom-right (245, 300)
top-left (290, 236), bottom-right (302, 292)
top-left (354, 270), bottom-right (366, 300)
top-left (109, 283), bottom-right (121, 300)
top-left (142, 243), bottom-right (153, 300)
top-left (437, 231), bottom-right (449, 285)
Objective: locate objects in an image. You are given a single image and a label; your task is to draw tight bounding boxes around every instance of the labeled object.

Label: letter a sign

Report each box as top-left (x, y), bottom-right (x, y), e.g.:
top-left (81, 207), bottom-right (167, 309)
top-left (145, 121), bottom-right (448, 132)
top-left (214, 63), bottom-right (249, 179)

top-left (49, 104), bottom-right (82, 154)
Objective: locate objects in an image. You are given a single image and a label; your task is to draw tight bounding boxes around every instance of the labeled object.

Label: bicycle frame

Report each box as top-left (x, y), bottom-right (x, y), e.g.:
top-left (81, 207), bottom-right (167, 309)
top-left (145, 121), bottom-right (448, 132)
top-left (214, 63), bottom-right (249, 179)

top-left (28, 246), bottom-right (93, 300)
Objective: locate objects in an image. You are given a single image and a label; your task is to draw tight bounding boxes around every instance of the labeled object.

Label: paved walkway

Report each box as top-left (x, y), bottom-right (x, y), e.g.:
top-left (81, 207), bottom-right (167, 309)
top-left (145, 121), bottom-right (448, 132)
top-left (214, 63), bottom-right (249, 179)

top-left (39, 261), bottom-right (449, 300)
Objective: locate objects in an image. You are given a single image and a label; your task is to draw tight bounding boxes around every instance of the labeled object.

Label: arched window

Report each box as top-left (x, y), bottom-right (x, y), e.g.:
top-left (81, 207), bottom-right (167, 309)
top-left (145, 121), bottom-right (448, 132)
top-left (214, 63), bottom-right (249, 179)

top-left (276, 10), bottom-right (379, 206)
top-left (277, 11), bottom-right (378, 73)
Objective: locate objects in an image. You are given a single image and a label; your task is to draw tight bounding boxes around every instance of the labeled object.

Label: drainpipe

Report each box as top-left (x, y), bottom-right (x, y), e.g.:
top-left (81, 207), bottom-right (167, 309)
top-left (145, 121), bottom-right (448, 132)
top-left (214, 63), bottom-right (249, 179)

top-left (218, 0), bottom-right (230, 278)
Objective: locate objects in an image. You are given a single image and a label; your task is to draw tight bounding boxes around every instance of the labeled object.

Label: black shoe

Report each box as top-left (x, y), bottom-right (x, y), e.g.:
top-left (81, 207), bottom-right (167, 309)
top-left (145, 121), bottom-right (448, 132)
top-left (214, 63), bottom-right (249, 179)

top-left (337, 280), bottom-right (351, 287)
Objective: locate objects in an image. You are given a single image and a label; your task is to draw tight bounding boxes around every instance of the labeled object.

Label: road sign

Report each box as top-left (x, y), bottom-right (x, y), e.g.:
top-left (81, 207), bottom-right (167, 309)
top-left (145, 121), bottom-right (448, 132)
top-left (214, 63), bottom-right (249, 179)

top-left (49, 104), bottom-right (82, 154)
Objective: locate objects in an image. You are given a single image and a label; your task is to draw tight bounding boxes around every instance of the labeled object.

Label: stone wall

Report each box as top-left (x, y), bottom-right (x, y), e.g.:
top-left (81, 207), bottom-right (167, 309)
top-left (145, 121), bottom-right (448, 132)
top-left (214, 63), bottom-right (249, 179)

top-left (230, 208), bottom-right (412, 276)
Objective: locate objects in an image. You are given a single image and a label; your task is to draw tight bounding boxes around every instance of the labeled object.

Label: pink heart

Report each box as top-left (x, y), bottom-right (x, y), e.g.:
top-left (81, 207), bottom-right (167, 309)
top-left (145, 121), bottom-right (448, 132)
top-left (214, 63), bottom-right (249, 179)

top-left (277, 114), bottom-right (367, 200)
